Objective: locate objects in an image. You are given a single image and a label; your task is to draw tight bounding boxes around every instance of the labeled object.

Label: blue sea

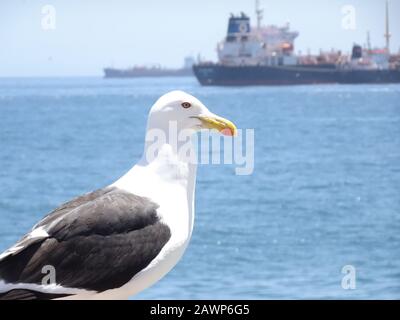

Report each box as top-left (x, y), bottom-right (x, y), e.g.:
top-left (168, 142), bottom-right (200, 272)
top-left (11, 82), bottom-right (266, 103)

top-left (0, 77), bottom-right (399, 299)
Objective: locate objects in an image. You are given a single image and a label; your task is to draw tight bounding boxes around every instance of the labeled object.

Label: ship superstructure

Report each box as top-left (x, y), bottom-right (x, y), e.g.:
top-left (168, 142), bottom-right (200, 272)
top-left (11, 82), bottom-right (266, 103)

top-left (217, 12), bottom-right (298, 67)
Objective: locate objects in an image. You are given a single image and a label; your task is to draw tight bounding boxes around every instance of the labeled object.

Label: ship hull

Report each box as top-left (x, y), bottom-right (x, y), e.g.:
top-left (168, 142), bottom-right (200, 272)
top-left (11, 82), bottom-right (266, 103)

top-left (104, 68), bottom-right (193, 78)
top-left (193, 65), bottom-right (400, 86)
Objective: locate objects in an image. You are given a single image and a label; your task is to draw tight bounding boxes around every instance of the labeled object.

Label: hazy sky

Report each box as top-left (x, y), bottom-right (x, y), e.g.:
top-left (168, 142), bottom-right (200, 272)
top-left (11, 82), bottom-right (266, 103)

top-left (1, 0), bottom-right (399, 76)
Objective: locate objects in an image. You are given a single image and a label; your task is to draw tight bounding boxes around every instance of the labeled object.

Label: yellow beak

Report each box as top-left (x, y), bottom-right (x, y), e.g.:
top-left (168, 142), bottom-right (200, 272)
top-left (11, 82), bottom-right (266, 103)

top-left (193, 114), bottom-right (237, 136)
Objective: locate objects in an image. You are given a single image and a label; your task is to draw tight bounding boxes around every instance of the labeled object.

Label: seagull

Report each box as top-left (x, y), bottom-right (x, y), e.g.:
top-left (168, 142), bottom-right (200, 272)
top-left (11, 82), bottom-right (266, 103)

top-left (0, 91), bottom-right (237, 300)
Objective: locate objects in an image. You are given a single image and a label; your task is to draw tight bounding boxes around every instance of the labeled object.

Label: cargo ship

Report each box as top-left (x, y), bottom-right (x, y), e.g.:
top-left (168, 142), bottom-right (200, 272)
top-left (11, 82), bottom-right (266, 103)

top-left (104, 57), bottom-right (194, 78)
top-left (193, 1), bottom-right (400, 86)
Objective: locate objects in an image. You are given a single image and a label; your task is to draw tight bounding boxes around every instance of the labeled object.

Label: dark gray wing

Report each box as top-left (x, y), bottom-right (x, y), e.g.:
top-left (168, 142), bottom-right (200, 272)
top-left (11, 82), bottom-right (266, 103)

top-left (0, 187), bottom-right (171, 293)
top-left (34, 187), bottom-right (116, 230)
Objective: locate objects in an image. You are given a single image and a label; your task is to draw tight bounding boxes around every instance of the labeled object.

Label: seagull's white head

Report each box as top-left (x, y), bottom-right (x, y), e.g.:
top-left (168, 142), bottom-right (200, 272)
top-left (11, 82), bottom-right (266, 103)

top-left (147, 90), bottom-right (237, 137)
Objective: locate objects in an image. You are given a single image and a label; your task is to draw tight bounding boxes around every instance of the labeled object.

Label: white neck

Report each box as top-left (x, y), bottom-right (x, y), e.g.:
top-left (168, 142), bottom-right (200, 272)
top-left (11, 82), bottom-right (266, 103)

top-left (111, 130), bottom-right (198, 237)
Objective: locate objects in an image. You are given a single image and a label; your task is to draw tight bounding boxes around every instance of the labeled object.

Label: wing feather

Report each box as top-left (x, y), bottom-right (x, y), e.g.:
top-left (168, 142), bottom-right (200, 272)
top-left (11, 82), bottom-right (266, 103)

top-left (0, 187), bottom-right (171, 293)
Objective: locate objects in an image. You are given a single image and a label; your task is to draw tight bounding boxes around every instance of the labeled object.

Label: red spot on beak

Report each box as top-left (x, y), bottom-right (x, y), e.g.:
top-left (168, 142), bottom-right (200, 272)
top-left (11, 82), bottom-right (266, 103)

top-left (220, 128), bottom-right (234, 136)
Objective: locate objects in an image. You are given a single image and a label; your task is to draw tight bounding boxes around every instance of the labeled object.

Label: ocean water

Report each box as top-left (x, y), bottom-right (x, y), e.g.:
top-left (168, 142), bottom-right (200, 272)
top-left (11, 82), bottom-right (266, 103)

top-left (0, 77), bottom-right (399, 299)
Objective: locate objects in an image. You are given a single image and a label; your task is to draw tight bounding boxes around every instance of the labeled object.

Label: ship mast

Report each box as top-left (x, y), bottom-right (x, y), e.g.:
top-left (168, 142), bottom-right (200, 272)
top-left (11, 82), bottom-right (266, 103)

top-left (366, 31), bottom-right (371, 51)
top-left (384, 0), bottom-right (391, 53)
top-left (255, 0), bottom-right (263, 31)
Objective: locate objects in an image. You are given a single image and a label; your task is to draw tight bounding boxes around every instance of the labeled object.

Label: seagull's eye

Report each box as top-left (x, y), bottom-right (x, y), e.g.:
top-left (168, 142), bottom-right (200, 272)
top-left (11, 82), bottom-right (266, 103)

top-left (181, 102), bottom-right (191, 109)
